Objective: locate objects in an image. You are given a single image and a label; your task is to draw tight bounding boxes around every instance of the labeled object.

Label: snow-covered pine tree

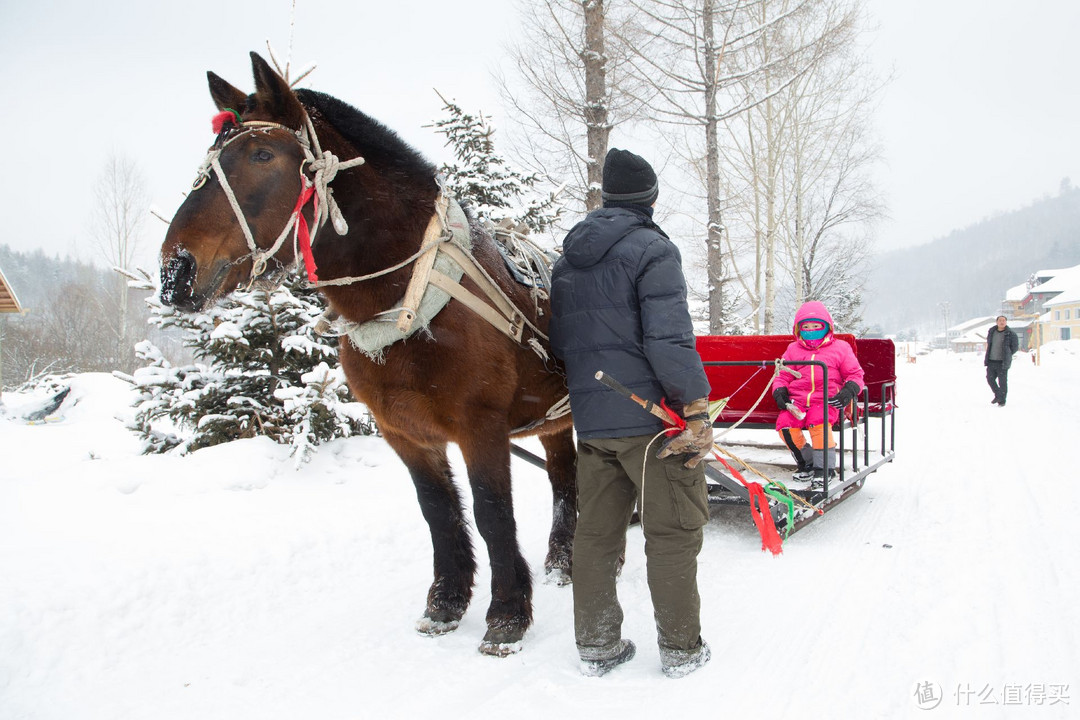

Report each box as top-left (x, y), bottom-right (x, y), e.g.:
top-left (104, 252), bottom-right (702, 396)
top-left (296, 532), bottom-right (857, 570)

top-left (431, 93), bottom-right (562, 233)
top-left (119, 270), bottom-right (375, 465)
top-left (817, 265), bottom-right (867, 336)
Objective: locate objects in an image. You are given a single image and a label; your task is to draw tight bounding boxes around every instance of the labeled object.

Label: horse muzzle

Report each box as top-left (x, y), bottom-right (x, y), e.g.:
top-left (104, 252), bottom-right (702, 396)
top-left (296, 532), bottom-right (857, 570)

top-left (160, 250), bottom-right (211, 311)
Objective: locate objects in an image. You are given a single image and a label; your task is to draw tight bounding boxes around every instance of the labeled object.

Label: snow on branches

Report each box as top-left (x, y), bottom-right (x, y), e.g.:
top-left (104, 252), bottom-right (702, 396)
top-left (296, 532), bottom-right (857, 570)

top-left (430, 93), bottom-right (563, 234)
top-left (120, 272), bottom-right (375, 466)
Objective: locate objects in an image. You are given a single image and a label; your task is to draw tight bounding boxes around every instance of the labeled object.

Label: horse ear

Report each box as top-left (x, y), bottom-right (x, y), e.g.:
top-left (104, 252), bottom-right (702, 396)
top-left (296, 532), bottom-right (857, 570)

top-left (207, 72), bottom-right (248, 113)
top-left (249, 51), bottom-right (305, 128)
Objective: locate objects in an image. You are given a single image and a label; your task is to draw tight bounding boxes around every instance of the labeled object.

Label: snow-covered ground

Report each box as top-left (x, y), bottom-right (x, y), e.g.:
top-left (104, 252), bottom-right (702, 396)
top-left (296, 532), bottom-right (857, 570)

top-left (2, 344), bottom-right (1078, 719)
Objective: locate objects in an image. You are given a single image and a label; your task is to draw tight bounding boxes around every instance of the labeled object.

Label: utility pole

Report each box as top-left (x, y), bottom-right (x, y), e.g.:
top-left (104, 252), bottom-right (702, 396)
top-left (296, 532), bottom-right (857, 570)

top-left (938, 301), bottom-right (951, 352)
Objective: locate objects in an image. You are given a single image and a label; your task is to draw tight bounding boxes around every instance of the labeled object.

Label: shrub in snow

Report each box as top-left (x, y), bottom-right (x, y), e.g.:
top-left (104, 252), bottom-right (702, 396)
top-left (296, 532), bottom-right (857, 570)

top-left (119, 273), bottom-right (376, 465)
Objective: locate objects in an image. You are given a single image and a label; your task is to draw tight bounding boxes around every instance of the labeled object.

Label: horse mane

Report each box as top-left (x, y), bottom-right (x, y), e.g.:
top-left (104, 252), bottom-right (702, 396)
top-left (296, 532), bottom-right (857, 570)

top-left (293, 89), bottom-right (438, 183)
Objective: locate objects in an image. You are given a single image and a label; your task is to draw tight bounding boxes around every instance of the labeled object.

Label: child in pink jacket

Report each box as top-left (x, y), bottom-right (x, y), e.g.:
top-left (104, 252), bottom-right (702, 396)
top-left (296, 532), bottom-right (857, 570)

top-left (771, 301), bottom-right (864, 481)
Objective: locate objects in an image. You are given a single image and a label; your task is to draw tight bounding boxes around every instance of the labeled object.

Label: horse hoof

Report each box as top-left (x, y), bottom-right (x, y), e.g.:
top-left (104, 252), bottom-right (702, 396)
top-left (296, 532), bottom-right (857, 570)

top-left (478, 639), bottom-right (523, 657)
top-left (415, 615), bottom-right (460, 636)
top-left (478, 626), bottom-right (526, 656)
top-left (544, 567), bottom-right (572, 587)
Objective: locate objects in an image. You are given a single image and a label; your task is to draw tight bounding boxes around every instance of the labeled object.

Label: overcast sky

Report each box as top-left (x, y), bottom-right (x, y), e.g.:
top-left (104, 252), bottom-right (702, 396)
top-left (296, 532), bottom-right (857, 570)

top-left (1, 0), bottom-right (1078, 270)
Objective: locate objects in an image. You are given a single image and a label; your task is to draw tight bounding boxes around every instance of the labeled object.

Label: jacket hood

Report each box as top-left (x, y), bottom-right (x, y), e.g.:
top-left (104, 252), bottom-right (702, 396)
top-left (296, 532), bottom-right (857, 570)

top-left (561, 207), bottom-right (661, 269)
top-left (793, 300), bottom-right (835, 348)
top-left (792, 301), bottom-right (834, 332)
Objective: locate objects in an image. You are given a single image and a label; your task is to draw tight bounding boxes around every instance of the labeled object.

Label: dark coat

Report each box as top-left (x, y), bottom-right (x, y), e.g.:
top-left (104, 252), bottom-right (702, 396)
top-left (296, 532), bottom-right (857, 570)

top-left (549, 207), bottom-right (710, 440)
top-left (984, 325), bottom-right (1019, 368)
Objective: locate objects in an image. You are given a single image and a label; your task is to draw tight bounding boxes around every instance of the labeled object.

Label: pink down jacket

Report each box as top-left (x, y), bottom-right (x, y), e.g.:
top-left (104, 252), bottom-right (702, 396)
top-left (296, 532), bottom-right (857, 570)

top-left (772, 301), bottom-right (865, 429)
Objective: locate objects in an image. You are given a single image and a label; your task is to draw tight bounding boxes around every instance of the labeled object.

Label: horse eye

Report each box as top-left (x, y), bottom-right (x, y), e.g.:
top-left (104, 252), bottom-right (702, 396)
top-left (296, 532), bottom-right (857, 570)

top-left (252, 148), bottom-right (274, 163)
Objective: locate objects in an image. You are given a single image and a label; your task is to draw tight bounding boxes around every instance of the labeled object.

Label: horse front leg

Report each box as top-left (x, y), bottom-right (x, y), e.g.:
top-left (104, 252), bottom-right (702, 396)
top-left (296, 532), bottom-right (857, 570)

top-left (458, 428), bottom-right (533, 656)
top-left (382, 430), bottom-right (476, 636)
top-left (539, 428), bottom-right (577, 586)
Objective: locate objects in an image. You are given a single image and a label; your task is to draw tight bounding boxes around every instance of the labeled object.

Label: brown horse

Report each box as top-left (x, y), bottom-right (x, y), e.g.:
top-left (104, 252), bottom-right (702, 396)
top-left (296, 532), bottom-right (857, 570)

top-left (159, 52), bottom-right (576, 656)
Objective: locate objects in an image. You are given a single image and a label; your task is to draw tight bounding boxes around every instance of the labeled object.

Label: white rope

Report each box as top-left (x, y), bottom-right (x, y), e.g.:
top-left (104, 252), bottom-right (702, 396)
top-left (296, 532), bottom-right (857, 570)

top-left (310, 236), bottom-right (451, 287)
top-left (639, 430), bottom-right (671, 532)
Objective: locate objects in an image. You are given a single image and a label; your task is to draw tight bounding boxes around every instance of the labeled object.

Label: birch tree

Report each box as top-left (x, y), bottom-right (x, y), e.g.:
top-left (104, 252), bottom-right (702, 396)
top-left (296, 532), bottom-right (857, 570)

top-left (718, 0), bottom-right (883, 332)
top-left (498, 0), bottom-right (647, 215)
top-left (620, 0), bottom-right (830, 333)
top-left (92, 153), bottom-right (149, 368)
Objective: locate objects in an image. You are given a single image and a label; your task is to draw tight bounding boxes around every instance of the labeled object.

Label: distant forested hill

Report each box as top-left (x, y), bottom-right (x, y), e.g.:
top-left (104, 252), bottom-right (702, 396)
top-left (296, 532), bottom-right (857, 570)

top-left (863, 188), bottom-right (1080, 337)
top-left (0, 245), bottom-right (106, 313)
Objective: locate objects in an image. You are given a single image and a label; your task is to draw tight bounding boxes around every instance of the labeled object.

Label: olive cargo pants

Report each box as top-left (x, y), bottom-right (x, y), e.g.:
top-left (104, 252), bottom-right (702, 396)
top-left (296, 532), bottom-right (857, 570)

top-left (573, 434), bottom-right (709, 655)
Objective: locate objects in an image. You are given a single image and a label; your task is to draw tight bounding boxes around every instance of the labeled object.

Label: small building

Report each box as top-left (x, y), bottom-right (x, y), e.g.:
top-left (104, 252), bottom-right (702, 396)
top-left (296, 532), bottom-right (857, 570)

top-left (951, 328), bottom-right (990, 353)
top-left (1002, 282), bottom-right (1031, 320)
top-left (1044, 288), bottom-right (1080, 341)
top-left (934, 315), bottom-right (995, 350)
top-left (0, 266), bottom-right (20, 315)
top-left (1, 264), bottom-right (25, 396)
top-left (1019, 264), bottom-right (1080, 316)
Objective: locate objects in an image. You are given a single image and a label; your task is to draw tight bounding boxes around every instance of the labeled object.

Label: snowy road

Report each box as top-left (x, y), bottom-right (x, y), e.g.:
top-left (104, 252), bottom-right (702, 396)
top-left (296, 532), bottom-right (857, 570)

top-left (2, 346), bottom-right (1078, 719)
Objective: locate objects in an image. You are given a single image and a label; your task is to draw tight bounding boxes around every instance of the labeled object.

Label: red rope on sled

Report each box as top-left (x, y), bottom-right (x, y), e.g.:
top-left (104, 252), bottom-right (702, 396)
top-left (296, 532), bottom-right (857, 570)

top-left (662, 397), bottom-right (783, 555)
top-left (713, 453), bottom-right (784, 556)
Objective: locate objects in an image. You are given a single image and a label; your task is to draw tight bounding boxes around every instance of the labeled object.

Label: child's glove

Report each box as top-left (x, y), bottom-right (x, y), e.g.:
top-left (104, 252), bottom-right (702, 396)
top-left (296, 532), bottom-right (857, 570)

top-left (773, 386), bottom-right (791, 409)
top-left (657, 397), bottom-right (714, 468)
top-left (828, 381), bottom-right (861, 409)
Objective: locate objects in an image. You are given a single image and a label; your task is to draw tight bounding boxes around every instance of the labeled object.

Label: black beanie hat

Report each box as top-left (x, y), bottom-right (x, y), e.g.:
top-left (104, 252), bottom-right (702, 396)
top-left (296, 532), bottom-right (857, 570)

top-left (602, 148), bottom-right (659, 207)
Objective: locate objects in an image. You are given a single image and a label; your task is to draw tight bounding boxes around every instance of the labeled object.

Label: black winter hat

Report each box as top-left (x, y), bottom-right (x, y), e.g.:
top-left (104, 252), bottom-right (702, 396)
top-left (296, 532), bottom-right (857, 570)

top-left (602, 148), bottom-right (659, 207)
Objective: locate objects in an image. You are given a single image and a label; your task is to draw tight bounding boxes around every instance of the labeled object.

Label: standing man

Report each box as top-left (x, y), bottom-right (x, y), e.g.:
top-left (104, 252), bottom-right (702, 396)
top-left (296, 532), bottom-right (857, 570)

top-left (985, 315), bottom-right (1019, 406)
top-left (550, 148), bottom-right (713, 679)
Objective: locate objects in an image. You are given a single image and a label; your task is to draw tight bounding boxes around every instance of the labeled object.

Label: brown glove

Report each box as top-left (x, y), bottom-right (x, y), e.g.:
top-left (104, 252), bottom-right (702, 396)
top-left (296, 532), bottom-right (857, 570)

top-left (657, 397), bottom-right (714, 468)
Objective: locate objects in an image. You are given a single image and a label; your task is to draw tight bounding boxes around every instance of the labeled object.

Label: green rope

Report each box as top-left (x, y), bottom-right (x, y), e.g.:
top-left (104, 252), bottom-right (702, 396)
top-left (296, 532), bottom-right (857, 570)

top-left (764, 481), bottom-right (796, 537)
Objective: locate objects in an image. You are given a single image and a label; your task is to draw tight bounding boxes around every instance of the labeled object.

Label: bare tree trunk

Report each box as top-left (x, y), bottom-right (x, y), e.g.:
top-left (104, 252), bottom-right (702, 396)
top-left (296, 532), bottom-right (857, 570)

top-left (703, 0), bottom-right (728, 333)
top-left (498, 0), bottom-right (647, 220)
top-left (93, 153), bottom-right (148, 371)
top-left (763, 93), bottom-right (779, 333)
top-left (583, 0), bottom-right (609, 212)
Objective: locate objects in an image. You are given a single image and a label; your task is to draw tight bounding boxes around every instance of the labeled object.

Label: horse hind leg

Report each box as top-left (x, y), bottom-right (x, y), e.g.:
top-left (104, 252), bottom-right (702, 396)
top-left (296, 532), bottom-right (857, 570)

top-left (385, 433), bottom-right (476, 637)
top-left (459, 429), bottom-right (533, 656)
top-left (539, 428), bottom-right (577, 586)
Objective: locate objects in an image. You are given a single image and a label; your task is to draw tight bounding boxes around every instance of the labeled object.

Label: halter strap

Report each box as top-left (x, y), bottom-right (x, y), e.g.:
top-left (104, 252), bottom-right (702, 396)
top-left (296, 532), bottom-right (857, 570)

top-left (190, 112), bottom-right (366, 285)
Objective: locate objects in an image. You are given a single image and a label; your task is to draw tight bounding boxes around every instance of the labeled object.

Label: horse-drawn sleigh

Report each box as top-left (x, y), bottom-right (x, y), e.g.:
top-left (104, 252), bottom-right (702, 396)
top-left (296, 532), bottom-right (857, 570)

top-left (158, 52), bottom-right (895, 656)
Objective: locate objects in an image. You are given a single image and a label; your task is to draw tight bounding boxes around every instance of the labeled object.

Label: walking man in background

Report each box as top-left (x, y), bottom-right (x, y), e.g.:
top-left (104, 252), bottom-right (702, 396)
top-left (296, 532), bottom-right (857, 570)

top-left (550, 148), bottom-right (713, 679)
top-left (985, 315), bottom-right (1019, 406)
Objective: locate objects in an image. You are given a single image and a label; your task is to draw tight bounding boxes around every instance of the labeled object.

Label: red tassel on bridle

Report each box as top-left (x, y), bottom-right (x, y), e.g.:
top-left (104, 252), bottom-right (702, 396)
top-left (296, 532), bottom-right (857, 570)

top-left (293, 183), bottom-right (319, 283)
top-left (212, 109), bottom-right (241, 135)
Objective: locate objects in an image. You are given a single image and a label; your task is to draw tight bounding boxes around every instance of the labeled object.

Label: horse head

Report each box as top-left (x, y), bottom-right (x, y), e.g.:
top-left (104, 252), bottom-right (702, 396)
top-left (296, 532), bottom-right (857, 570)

top-left (160, 52), bottom-right (317, 311)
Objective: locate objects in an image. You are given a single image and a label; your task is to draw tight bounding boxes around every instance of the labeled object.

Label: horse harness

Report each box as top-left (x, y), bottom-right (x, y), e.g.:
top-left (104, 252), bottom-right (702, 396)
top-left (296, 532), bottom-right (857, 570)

top-left (190, 109), bottom-right (570, 432)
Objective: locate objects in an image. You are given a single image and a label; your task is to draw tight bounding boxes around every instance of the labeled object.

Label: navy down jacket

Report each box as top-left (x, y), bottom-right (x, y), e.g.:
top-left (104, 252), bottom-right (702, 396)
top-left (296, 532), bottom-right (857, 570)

top-left (549, 207), bottom-right (710, 440)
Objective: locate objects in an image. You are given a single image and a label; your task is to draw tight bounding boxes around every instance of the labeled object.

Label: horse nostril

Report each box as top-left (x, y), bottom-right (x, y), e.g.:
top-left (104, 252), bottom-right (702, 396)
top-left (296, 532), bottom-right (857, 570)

top-left (160, 251), bottom-right (196, 306)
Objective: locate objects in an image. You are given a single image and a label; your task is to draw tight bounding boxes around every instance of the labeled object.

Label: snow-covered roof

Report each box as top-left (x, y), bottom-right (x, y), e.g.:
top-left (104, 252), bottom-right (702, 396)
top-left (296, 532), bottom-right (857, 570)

top-left (948, 316), bottom-right (995, 333)
top-left (950, 320), bottom-right (995, 345)
top-left (0, 266), bottom-right (22, 313)
top-left (1034, 265), bottom-right (1078, 279)
top-left (1045, 287), bottom-right (1080, 307)
top-left (951, 327), bottom-right (991, 345)
top-left (1029, 264), bottom-right (1080, 295)
top-left (1005, 283), bottom-right (1029, 301)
